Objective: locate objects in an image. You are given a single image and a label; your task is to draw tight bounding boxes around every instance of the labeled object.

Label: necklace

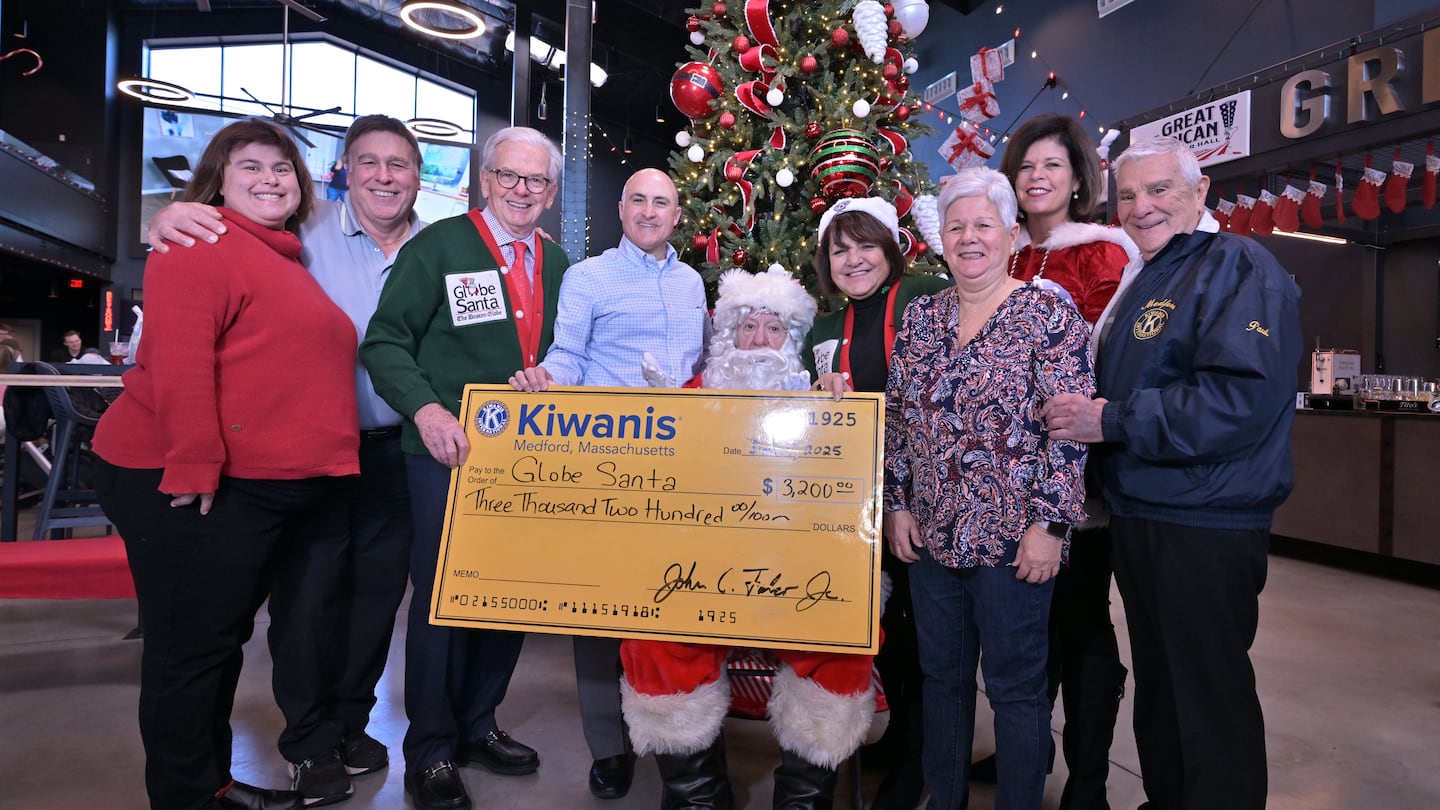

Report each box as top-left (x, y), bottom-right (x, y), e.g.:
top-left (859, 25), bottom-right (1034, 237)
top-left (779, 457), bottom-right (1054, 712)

top-left (1008, 245), bottom-right (1049, 281)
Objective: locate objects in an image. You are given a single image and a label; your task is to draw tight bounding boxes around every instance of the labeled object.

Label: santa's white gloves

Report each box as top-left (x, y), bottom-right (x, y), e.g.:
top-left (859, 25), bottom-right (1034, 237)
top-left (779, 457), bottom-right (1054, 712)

top-left (640, 351), bottom-right (678, 388)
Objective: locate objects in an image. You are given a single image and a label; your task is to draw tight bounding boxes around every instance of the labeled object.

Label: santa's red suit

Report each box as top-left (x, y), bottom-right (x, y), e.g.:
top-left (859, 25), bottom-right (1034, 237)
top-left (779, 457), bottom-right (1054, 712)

top-left (621, 267), bottom-right (878, 805)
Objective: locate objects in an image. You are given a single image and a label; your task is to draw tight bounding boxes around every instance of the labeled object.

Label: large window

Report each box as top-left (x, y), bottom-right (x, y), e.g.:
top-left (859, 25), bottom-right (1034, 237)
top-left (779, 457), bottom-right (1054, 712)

top-left (143, 36), bottom-right (476, 144)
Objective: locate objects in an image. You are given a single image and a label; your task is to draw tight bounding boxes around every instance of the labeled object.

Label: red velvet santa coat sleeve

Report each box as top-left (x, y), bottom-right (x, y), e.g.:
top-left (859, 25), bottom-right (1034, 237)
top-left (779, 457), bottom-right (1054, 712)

top-left (1009, 221), bottom-right (1137, 325)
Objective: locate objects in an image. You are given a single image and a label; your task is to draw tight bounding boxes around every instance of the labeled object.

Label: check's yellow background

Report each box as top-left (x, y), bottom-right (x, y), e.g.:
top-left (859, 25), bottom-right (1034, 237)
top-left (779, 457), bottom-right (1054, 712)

top-left (429, 385), bottom-right (884, 653)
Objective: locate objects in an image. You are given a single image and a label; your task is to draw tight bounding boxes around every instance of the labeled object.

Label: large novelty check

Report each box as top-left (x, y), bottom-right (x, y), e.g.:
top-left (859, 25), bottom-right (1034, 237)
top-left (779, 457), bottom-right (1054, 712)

top-left (429, 385), bottom-right (885, 653)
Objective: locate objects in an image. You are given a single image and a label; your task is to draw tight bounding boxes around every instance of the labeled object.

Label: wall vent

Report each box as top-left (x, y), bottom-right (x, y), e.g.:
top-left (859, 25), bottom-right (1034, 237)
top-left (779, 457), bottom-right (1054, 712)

top-left (995, 39), bottom-right (1015, 67)
top-left (923, 71), bottom-right (957, 104)
top-left (1097, 0), bottom-right (1139, 18)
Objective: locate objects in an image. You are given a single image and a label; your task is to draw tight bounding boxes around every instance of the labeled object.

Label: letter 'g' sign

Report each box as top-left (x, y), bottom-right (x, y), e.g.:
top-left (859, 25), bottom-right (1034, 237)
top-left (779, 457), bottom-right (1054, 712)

top-left (429, 385), bottom-right (886, 654)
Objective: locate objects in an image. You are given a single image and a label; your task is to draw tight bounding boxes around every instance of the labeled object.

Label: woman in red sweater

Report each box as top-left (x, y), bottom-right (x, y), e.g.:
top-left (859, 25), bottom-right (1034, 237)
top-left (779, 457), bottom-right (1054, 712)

top-left (93, 120), bottom-right (359, 810)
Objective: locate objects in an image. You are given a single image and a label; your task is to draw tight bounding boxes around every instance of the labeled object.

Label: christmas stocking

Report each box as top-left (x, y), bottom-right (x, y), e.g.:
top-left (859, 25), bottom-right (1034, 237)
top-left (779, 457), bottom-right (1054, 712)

top-left (1230, 193), bottom-right (1256, 235)
top-left (1275, 185), bottom-right (1304, 232)
top-left (1425, 143), bottom-right (1438, 210)
top-left (1214, 198), bottom-right (1235, 232)
top-left (1386, 147), bottom-right (1413, 214)
top-left (1352, 154), bottom-right (1383, 220)
top-left (1302, 171), bottom-right (1327, 229)
top-left (1250, 189), bottom-right (1277, 236)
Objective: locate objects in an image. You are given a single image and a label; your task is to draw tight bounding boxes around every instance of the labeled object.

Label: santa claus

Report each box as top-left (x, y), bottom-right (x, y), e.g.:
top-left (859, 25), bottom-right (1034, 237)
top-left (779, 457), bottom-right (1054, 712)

top-left (624, 266), bottom-right (876, 810)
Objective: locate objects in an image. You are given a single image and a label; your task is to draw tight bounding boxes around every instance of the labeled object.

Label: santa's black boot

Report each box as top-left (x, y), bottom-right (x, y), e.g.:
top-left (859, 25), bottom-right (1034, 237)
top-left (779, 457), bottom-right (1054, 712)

top-left (772, 748), bottom-right (838, 810)
top-left (655, 737), bottom-right (735, 810)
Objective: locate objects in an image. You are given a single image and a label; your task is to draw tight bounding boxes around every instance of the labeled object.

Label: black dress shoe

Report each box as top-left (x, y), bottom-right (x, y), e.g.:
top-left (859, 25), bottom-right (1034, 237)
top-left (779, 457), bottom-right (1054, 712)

top-left (459, 730), bottom-right (539, 775)
top-left (588, 754), bottom-right (634, 799)
top-left (406, 761), bottom-right (471, 810)
top-left (215, 780), bottom-right (302, 810)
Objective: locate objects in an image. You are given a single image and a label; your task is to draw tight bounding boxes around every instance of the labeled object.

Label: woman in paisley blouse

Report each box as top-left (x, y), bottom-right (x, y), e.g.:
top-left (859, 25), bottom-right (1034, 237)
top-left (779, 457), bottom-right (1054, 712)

top-left (883, 166), bottom-right (1094, 810)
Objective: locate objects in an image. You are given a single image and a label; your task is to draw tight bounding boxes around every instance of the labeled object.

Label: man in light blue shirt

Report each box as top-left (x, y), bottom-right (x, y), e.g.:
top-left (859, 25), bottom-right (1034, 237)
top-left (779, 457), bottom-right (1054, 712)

top-left (508, 167), bottom-right (707, 799)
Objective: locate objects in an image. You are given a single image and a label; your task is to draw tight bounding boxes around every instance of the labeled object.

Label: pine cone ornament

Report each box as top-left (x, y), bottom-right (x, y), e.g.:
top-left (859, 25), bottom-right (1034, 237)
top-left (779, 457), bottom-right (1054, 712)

top-left (912, 193), bottom-right (942, 256)
top-left (853, 0), bottom-right (889, 64)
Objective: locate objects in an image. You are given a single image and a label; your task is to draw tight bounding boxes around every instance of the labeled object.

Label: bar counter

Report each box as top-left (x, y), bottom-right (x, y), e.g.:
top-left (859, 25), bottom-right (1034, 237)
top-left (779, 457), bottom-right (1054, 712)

top-left (1273, 408), bottom-right (1440, 565)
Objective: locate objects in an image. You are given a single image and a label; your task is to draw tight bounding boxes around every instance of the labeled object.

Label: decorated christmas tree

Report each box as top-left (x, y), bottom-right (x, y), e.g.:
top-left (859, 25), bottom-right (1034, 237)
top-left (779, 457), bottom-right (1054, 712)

top-left (665, 0), bottom-right (945, 298)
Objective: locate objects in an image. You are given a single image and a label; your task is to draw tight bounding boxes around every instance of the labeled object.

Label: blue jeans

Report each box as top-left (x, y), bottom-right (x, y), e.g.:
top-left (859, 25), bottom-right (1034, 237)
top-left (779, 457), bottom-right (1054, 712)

top-left (910, 550), bottom-right (1055, 810)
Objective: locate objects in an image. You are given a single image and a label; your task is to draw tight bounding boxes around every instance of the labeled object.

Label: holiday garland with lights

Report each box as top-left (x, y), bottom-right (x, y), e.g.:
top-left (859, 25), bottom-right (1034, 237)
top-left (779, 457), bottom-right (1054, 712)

top-left (666, 0), bottom-right (945, 298)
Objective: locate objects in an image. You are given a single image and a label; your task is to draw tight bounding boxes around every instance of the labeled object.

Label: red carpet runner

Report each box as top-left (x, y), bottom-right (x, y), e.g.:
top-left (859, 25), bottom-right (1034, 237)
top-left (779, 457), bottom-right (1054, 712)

top-left (0, 535), bottom-right (135, 599)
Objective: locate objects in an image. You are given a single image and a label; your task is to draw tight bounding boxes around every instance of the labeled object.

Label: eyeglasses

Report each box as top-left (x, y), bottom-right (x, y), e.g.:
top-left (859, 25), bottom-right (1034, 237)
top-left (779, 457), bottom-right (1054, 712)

top-left (488, 168), bottom-right (553, 193)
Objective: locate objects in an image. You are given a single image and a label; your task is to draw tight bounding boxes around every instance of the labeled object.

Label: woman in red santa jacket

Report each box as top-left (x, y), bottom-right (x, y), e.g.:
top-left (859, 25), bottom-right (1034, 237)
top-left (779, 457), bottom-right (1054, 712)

top-left (621, 266), bottom-right (873, 810)
top-left (973, 113), bottom-right (1137, 810)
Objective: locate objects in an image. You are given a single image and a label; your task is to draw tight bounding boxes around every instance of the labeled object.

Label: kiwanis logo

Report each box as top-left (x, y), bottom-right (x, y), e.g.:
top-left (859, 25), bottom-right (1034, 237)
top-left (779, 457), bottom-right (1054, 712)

top-left (474, 400), bottom-right (510, 437)
top-left (1133, 307), bottom-right (1169, 340)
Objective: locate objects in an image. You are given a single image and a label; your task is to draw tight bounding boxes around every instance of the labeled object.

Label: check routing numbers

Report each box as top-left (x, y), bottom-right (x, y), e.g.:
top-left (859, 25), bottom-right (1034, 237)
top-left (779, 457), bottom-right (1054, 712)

top-left (429, 385), bottom-right (885, 653)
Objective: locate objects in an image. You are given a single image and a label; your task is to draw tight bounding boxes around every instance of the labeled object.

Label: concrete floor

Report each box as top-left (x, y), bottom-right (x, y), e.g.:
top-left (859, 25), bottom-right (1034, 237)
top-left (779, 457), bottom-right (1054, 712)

top-left (2, 529), bottom-right (1439, 810)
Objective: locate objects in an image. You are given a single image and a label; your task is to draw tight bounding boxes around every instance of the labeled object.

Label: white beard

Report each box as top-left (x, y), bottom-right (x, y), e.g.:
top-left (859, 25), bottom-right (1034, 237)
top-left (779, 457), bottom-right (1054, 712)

top-left (701, 347), bottom-right (809, 391)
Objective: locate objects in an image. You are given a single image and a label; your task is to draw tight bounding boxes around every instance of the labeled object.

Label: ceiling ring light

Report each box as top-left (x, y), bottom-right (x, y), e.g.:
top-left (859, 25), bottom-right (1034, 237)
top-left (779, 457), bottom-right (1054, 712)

top-left (116, 77), bottom-right (195, 103)
top-left (400, 1), bottom-right (487, 40)
top-left (407, 117), bottom-right (464, 138)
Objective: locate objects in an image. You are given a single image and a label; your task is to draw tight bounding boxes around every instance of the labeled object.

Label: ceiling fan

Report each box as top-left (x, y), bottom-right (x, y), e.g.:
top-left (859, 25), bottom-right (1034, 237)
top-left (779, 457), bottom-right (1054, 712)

top-left (237, 0), bottom-right (339, 148)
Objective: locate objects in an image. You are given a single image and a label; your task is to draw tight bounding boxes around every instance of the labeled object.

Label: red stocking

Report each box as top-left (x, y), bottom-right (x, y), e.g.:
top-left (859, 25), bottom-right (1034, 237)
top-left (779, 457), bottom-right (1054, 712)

top-left (1214, 198), bottom-right (1235, 232)
top-left (1425, 142), bottom-right (1438, 210)
top-left (1386, 147), bottom-right (1413, 214)
top-left (1250, 190), bottom-right (1276, 236)
top-left (1274, 185), bottom-right (1303, 232)
top-left (1230, 194), bottom-right (1255, 235)
top-left (1353, 154), bottom-right (1383, 220)
top-left (1301, 170), bottom-right (1326, 229)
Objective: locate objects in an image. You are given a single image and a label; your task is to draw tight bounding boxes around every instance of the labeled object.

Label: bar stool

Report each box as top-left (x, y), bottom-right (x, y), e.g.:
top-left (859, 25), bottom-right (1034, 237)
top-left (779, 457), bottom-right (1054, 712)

top-left (30, 362), bottom-right (113, 540)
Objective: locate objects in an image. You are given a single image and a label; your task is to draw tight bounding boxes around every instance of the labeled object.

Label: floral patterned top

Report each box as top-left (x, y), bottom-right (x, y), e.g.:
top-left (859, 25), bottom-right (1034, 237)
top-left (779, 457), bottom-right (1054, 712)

top-left (884, 285), bottom-right (1094, 569)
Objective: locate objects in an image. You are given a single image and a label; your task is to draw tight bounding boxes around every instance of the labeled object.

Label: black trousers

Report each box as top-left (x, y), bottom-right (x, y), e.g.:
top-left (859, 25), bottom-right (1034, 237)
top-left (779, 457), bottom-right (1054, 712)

top-left (96, 461), bottom-right (352, 810)
top-left (402, 453), bottom-right (525, 773)
top-left (1109, 516), bottom-right (1269, 810)
top-left (269, 432), bottom-right (412, 762)
top-left (1046, 526), bottom-right (1128, 810)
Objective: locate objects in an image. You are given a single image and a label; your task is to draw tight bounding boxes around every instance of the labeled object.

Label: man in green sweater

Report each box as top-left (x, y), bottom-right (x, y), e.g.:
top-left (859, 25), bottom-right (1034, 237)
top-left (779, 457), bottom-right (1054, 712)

top-left (360, 126), bottom-right (569, 810)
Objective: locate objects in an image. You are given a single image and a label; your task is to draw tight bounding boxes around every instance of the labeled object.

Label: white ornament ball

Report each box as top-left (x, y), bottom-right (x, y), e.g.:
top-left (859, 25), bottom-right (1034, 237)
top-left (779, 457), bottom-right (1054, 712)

top-left (893, 0), bottom-right (930, 38)
top-left (675, 131), bottom-right (692, 147)
top-left (687, 144), bottom-right (705, 162)
top-left (690, 31), bottom-right (704, 46)
top-left (853, 99), bottom-right (872, 118)
top-left (766, 86), bottom-right (784, 107)
top-left (904, 57), bottom-right (919, 75)
top-left (775, 168), bottom-right (795, 187)
top-left (767, 263), bottom-right (785, 274)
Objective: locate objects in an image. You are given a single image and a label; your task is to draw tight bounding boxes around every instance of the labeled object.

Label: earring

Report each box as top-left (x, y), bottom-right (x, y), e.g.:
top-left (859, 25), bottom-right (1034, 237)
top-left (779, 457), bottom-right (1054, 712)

top-left (1072, 190), bottom-right (1080, 200)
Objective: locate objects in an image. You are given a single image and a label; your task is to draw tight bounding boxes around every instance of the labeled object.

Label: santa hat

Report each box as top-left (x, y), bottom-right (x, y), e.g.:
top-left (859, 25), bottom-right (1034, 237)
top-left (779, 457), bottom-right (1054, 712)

top-left (817, 196), bottom-right (901, 246)
top-left (711, 266), bottom-right (818, 350)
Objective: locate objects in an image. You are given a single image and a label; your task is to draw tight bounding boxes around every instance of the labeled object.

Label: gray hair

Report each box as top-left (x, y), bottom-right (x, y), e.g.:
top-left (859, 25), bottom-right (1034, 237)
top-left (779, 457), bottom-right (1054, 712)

top-left (936, 166), bottom-right (1018, 230)
top-left (481, 126), bottom-right (562, 182)
top-left (1113, 136), bottom-right (1203, 189)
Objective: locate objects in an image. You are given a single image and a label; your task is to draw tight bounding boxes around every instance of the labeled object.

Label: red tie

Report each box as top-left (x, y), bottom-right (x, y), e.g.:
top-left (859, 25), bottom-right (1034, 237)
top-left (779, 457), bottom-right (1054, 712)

top-left (510, 239), bottom-right (532, 320)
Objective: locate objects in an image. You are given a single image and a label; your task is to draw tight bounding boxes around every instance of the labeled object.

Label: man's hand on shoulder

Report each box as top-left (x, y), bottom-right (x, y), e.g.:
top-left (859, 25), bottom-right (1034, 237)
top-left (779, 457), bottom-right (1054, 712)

top-left (147, 202), bottom-right (225, 253)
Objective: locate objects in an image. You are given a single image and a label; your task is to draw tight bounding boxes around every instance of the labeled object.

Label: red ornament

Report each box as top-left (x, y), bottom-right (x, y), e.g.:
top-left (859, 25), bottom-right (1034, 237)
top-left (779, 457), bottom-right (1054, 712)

top-left (883, 63), bottom-right (899, 80)
top-left (686, 16), bottom-right (701, 32)
top-left (713, 1), bottom-right (727, 16)
top-left (733, 35), bottom-right (750, 53)
top-left (719, 112), bottom-right (737, 130)
top-left (810, 128), bottom-right (883, 199)
top-left (804, 122), bottom-right (823, 139)
top-left (897, 75), bottom-right (910, 91)
top-left (884, 3), bottom-right (895, 16)
top-left (879, 157), bottom-right (892, 172)
top-left (809, 197), bottom-right (828, 213)
top-left (724, 161), bottom-right (743, 181)
top-left (730, 248), bottom-right (748, 266)
top-left (916, 241), bottom-right (928, 254)
top-left (800, 55), bottom-right (818, 74)
top-left (894, 105), bottom-right (910, 122)
top-left (831, 27), bottom-right (850, 49)
top-left (670, 62), bottom-right (725, 119)
top-left (888, 19), bottom-right (903, 37)
top-left (693, 233), bottom-right (709, 250)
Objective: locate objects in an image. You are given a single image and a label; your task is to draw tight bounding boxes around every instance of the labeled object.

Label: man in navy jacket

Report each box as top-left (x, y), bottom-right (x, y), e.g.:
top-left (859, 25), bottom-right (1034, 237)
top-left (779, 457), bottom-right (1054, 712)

top-left (1042, 135), bottom-right (1301, 810)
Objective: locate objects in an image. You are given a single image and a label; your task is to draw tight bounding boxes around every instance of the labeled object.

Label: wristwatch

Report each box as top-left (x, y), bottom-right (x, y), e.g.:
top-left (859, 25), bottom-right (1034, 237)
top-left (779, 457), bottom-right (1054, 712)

top-left (1040, 521), bottom-right (1070, 538)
